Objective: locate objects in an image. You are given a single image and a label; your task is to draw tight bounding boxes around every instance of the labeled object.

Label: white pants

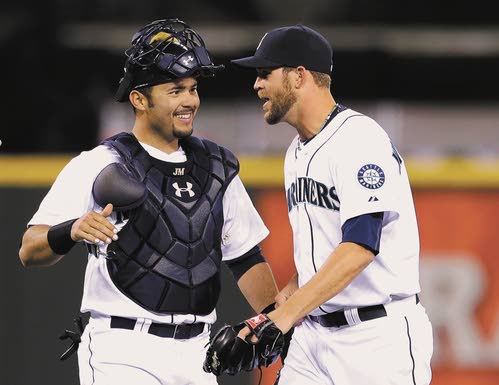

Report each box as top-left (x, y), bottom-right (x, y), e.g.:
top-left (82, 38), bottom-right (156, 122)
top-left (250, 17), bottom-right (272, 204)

top-left (77, 315), bottom-right (217, 385)
top-left (278, 297), bottom-right (433, 385)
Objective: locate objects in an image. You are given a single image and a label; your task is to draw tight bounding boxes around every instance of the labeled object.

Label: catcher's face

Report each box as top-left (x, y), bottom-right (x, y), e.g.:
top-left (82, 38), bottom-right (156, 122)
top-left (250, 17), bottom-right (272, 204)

top-left (144, 77), bottom-right (200, 140)
top-left (254, 67), bottom-right (297, 125)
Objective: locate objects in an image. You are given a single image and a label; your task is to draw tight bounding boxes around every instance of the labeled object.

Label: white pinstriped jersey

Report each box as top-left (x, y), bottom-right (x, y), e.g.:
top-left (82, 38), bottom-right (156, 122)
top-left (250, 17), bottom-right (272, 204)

top-left (284, 107), bottom-right (421, 315)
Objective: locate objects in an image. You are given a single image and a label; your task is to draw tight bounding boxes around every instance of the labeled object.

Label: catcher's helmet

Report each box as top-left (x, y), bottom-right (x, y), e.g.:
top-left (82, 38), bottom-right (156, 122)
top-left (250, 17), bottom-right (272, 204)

top-left (115, 19), bottom-right (224, 102)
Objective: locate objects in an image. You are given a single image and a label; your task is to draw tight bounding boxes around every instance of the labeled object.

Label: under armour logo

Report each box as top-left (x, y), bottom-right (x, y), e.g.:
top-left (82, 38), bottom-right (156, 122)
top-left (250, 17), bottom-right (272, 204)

top-left (172, 182), bottom-right (195, 198)
top-left (182, 55), bottom-right (194, 65)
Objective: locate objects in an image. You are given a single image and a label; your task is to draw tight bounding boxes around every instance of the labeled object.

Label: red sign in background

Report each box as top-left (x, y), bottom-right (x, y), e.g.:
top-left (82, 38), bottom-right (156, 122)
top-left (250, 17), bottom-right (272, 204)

top-left (255, 189), bottom-right (499, 385)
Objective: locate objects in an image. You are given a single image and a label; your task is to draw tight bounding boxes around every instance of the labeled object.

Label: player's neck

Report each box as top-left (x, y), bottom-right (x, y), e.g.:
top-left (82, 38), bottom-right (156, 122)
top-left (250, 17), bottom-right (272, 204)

top-left (131, 124), bottom-right (180, 155)
top-left (293, 94), bottom-right (336, 142)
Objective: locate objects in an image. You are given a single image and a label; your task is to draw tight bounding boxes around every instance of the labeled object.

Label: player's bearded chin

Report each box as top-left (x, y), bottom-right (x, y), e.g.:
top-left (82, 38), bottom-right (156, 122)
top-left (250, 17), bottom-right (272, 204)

top-left (266, 78), bottom-right (297, 125)
top-left (173, 110), bottom-right (195, 138)
top-left (173, 123), bottom-right (194, 138)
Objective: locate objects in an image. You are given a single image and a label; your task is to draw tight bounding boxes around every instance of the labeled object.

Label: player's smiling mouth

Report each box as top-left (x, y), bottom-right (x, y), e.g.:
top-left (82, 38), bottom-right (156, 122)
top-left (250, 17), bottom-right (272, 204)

top-left (174, 111), bottom-right (194, 122)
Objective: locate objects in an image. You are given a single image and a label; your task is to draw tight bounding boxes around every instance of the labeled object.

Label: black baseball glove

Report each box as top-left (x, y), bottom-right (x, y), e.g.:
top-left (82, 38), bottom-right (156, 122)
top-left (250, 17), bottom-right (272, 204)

top-left (203, 313), bottom-right (285, 376)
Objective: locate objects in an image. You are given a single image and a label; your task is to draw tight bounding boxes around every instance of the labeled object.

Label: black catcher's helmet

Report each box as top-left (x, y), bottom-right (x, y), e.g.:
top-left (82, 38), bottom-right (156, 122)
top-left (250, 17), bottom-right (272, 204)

top-left (115, 18), bottom-right (224, 102)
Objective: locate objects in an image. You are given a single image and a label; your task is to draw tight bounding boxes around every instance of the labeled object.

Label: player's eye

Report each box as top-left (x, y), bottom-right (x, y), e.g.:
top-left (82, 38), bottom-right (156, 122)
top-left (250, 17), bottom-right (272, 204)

top-left (257, 68), bottom-right (273, 79)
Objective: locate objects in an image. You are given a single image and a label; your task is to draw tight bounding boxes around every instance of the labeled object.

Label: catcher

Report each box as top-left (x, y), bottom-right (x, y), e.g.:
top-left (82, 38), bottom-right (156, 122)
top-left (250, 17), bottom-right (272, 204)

top-left (19, 18), bottom-right (281, 385)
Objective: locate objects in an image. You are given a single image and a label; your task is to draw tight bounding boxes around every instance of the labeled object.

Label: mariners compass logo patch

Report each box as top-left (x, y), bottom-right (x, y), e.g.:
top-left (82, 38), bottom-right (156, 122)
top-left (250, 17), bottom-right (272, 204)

top-left (357, 164), bottom-right (385, 189)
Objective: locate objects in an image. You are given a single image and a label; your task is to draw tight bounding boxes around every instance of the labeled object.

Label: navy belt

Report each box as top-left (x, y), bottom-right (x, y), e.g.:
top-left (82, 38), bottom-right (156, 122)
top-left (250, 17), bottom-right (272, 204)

top-left (309, 295), bottom-right (419, 328)
top-left (110, 316), bottom-right (206, 339)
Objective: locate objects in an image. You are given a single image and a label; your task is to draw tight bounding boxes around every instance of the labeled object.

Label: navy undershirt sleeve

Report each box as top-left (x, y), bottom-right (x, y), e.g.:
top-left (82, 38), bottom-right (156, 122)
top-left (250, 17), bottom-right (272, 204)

top-left (341, 212), bottom-right (384, 255)
top-left (224, 245), bottom-right (266, 281)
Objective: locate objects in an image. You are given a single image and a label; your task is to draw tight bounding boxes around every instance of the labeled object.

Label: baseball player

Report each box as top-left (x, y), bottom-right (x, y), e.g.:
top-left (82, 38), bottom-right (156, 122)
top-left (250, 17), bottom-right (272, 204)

top-left (231, 25), bottom-right (434, 384)
top-left (18, 19), bottom-right (279, 385)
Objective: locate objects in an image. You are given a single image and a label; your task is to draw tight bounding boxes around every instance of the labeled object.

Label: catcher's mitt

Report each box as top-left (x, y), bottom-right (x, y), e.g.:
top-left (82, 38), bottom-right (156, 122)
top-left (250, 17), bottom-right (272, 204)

top-left (203, 313), bottom-right (285, 376)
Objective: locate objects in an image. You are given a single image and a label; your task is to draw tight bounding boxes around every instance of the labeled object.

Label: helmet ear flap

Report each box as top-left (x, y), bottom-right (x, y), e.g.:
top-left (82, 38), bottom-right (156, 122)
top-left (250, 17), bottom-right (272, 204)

top-left (115, 68), bottom-right (134, 102)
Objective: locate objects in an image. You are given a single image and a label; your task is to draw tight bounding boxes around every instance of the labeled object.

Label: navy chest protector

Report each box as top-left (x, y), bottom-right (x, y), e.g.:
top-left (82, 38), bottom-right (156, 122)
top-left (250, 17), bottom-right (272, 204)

top-left (94, 133), bottom-right (239, 315)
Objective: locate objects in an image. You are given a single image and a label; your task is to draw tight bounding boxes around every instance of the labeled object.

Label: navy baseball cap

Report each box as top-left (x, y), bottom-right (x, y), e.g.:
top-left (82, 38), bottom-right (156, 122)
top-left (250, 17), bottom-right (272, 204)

top-left (231, 25), bottom-right (333, 74)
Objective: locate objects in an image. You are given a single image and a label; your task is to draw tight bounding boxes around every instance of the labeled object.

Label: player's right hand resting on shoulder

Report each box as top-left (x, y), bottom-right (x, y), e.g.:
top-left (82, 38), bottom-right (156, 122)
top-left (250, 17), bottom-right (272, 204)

top-left (71, 203), bottom-right (118, 245)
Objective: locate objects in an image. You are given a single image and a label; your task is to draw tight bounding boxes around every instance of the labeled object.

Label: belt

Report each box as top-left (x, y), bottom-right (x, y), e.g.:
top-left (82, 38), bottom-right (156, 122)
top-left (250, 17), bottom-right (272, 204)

top-left (309, 294), bottom-right (420, 328)
top-left (110, 316), bottom-right (206, 339)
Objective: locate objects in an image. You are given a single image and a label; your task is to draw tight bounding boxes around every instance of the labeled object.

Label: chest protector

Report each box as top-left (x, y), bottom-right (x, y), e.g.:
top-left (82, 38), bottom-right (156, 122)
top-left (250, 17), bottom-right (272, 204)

top-left (99, 133), bottom-right (239, 315)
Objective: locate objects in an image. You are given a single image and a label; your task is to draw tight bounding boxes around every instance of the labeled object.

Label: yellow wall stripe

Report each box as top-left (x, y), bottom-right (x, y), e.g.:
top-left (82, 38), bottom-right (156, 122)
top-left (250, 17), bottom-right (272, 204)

top-left (0, 155), bottom-right (74, 187)
top-left (405, 157), bottom-right (499, 189)
top-left (0, 155), bottom-right (498, 188)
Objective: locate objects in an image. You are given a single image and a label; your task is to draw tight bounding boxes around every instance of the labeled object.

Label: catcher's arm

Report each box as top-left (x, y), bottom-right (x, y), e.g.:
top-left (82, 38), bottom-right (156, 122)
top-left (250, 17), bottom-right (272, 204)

top-left (19, 204), bottom-right (116, 267)
top-left (238, 262), bottom-right (278, 313)
top-left (19, 225), bottom-right (64, 267)
top-left (204, 247), bottom-right (279, 376)
top-left (225, 245), bottom-right (279, 313)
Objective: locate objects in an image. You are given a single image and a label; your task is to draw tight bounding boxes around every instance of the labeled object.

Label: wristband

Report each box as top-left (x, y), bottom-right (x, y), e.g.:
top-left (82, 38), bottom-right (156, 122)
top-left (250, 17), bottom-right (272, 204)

top-left (47, 219), bottom-right (78, 255)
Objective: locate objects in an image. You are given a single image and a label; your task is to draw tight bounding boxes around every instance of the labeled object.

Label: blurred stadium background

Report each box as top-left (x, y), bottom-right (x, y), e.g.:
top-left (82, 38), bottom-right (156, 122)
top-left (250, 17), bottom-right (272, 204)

top-left (1, 0), bottom-right (498, 384)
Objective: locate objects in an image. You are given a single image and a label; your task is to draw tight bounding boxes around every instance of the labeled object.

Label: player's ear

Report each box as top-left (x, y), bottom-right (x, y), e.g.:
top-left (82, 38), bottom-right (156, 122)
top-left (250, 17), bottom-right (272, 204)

top-left (293, 66), bottom-right (307, 89)
top-left (129, 90), bottom-right (149, 111)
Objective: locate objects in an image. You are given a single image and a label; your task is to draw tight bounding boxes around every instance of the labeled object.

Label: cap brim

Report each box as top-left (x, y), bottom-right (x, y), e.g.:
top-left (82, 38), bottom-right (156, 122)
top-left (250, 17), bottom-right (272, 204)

top-left (230, 55), bottom-right (281, 69)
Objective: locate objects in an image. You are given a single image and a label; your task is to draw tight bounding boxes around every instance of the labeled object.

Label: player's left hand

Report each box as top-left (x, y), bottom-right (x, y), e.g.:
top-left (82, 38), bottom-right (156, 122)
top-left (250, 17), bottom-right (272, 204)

top-left (204, 313), bottom-right (285, 376)
top-left (237, 309), bottom-right (292, 342)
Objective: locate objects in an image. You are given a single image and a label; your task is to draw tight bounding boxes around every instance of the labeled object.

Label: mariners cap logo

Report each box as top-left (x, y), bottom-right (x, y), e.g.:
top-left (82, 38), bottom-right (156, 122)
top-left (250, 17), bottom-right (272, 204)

top-left (357, 164), bottom-right (385, 189)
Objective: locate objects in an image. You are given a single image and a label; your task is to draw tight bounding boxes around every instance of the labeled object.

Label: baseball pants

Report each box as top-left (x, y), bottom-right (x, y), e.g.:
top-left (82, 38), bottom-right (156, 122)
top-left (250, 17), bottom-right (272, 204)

top-left (277, 296), bottom-right (433, 385)
top-left (77, 315), bottom-right (217, 385)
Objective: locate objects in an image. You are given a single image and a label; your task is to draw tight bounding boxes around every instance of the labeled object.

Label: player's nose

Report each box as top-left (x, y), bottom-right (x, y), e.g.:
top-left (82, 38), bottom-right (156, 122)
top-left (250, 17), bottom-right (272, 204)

top-left (253, 77), bottom-right (263, 91)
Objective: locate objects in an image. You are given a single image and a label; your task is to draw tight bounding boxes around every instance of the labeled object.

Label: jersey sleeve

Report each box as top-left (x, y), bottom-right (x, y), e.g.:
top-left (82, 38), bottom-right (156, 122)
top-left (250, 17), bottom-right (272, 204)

top-left (28, 146), bottom-right (117, 227)
top-left (332, 117), bottom-right (404, 227)
top-left (221, 175), bottom-right (269, 261)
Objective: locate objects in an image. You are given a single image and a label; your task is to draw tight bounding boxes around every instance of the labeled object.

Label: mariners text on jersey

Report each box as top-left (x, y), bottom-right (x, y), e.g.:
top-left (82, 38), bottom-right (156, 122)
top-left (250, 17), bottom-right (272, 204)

top-left (286, 177), bottom-right (340, 212)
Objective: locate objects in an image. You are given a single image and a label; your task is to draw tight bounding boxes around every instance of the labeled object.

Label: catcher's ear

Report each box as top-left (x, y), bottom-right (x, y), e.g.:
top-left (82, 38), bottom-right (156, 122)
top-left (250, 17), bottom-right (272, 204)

top-left (129, 89), bottom-right (150, 111)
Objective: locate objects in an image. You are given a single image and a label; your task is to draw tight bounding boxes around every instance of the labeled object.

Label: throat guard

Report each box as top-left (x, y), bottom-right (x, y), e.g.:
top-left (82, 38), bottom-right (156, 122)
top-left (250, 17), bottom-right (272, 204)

top-left (100, 133), bottom-right (239, 315)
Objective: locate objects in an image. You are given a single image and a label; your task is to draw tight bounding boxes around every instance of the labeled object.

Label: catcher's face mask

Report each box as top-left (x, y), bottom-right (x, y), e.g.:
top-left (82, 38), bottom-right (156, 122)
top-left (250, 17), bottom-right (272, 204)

top-left (115, 18), bottom-right (224, 102)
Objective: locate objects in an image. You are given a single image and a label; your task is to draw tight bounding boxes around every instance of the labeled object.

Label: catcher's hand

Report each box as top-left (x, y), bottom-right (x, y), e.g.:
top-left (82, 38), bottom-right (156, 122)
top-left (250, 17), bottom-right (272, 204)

top-left (203, 313), bottom-right (285, 376)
